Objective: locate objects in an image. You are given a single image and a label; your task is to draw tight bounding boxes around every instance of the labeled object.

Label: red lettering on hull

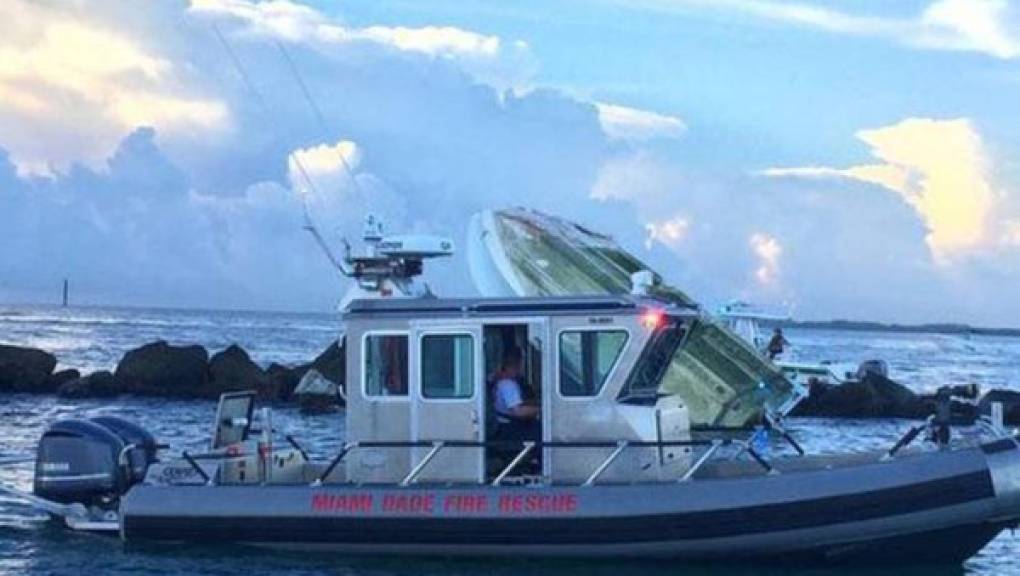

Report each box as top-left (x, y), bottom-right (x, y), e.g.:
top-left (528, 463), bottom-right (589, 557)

top-left (310, 491), bottom-right (579, 516)
top-left (382, 493), bottom-right (436, 513)
top-left (442, 494), bottom-right (489, 513)
top-left (498, 493), bottom-right (578, 514)
top-left (311, 493), bottom-right (374, 513)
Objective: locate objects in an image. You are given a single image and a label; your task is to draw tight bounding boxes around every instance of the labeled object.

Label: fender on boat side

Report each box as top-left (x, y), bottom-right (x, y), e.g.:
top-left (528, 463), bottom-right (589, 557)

top-left (981, 436), bottom-right (1020, 525)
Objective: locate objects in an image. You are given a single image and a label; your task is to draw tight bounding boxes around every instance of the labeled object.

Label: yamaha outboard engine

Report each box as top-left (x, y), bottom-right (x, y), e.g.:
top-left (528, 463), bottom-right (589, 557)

top-left (91, 416), bottom-right (158, 483)
top-left (855, 359), bottom-right (889, 380)
top-left (33, 418), bottom-right (157, 507)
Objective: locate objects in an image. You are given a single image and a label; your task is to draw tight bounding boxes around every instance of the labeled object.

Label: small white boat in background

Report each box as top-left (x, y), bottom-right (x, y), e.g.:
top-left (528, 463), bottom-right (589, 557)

top-left (715, 301), bottom-right (859, 389)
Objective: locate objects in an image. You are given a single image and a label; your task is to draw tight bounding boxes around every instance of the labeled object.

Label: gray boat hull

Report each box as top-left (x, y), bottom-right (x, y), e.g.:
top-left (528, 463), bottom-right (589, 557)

top-left (120, 439), bottom-right (1020, 564)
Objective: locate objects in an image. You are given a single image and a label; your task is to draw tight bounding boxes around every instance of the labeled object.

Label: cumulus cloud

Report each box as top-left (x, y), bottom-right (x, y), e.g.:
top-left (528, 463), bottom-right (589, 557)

top-left (0, 2), bottom-right (229, 175)
top-left (189, 0), bottom-right (533, 90)
top-left (353, 26), bottom-right (502, 58)
top-left (191, 0), bottom-right (504, 57)
top-left (918, 0), bottom-right (1020, 58)
top-left (595, 102), bottom-right (686, 142)
top-left (590, 153), bottom-right (696, 257)
top-left (1, 0), bottom-right (1018, 326)
top-left (589, 150), bottom-right (690, 207)
top-left (632, 0), bottom-right (1020, 59)
top-left (645, 216), bottom-right (690, 250)
top-left (763, 118), bottom-right (1016, 263)
top-left (1006, 222), bottom-right (1020, 246)
top-left (288, 140), bottom-right (360, 182)
top-left (0, 0), bottom-right (635, 310)
top-left (749, 232), bottom-right (782, 286)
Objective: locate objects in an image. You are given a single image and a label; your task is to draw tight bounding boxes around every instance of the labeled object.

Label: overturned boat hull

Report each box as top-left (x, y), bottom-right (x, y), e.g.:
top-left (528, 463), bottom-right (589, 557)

top-left (121, 439), bottom-right (1020, 564)
top-left (467, 209), bottom-right (798, 429)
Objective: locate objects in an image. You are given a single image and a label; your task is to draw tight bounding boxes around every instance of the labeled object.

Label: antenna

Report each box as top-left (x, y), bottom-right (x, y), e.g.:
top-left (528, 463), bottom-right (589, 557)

top-left (341, 214), bottom-right (455, 298)
top-left (301, 203), bottom-right (352, 276)
top-left (210, 26), bottom-right (454, 300)
top-left (211, 24), bottom-right (351, 276)
top-left (274, 40), bottom-right (366, 199)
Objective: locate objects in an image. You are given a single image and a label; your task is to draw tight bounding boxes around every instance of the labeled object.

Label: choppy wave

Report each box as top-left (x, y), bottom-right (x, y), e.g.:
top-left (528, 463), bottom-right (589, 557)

top-left (0, 305), bottom-right (340, 372)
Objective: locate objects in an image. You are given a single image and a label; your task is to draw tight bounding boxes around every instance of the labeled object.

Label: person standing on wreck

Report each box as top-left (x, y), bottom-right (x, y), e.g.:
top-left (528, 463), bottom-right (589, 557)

top-left (492, 347), bottom-right (540, 443)
top-left (767, 327), bottom-right (790, 360)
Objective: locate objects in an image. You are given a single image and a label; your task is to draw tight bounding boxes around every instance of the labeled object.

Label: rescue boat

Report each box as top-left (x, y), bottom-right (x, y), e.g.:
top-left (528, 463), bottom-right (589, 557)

top-left (2, 293), bottom-right (1019, 565)
top-left (3, 215), bottom-right (1018, 566)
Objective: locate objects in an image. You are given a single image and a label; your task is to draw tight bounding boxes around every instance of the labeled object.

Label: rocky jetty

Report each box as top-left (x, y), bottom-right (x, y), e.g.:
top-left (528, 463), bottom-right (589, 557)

top-left (58, 370), bottom-right (120, 398)
top-left (306, 342), bottom-right (344, 387)
top-left (267, 363), bottom-right (302, 400)
top-left (0, 340), bottom-right (343, 408)
top-left (792, 374), bottom-right (989, 424)
top-left (208, 344), bottom-right (276, 400)
top-left (792, 373), bottom-right (929, 419)
top-left (293, 369), bottom-right (341, 414)
top-left (47, 369), bottom-right (81, 392)
top-left (0, 344), bottom-right (57, 393)
top-left (0, 340), bottom-right (1014, 424)
top-left (115, 341), bottom-right (210, 397)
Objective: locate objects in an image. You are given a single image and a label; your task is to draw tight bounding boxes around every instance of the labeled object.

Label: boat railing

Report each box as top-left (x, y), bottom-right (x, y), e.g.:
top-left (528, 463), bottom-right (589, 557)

top-left (884, 413), bottom-right (1018, 461)
top-left (308, 438), bottom-right (773, 487)
top-left (178, 437), bottom-right (772, 488)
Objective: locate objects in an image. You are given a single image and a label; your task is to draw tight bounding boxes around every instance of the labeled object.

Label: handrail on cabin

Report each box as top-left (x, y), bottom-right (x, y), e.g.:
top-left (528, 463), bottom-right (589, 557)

top-left (303, 436), bottom-right (775, 487)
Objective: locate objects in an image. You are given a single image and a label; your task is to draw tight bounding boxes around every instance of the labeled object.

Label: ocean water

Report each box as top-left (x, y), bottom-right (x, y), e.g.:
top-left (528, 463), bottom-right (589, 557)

top-left (2, 305), bottom-right (1020, 575)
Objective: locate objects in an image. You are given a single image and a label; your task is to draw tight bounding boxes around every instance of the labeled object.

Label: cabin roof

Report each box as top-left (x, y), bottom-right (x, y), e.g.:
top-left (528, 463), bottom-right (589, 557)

top-left (343, 294), bottom-right (697, 320)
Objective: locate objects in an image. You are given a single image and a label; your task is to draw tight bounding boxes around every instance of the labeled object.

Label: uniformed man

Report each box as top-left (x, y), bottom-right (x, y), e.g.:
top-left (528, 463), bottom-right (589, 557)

top-left (492, 347), bottom-right (540, 442)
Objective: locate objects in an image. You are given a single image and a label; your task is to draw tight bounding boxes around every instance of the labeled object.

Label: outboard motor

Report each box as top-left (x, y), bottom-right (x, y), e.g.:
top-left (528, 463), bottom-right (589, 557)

top-left (855, 359), bottom-right (889, 380)
top-left (33, 418), bottom-right (157, 507)
top-left (91, 416), bottom-right (159, 483)
top-left (34, 419), bottom-right (126, 506)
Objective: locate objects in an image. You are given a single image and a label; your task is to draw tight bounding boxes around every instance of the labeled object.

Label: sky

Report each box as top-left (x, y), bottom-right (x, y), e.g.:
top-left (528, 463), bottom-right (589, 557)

top-left (1, 0), bottom-right (1019, 326)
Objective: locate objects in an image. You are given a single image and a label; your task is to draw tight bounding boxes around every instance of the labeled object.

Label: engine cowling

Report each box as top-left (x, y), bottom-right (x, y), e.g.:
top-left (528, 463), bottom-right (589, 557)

top-left (33, 417), bottom-right (157, 506)
top-left (91, 416), bottom-right (158, 483)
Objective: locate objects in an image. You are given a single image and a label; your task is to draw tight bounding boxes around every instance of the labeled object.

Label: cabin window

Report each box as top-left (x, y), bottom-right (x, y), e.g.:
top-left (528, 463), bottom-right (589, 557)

top-left (364, 334), bottom-right (409, 397)
top-left (559, 330), bottom-right (628, 397)
top-left (618, 321), bottom-right (686, 403)
top-left (618, 318), bottom-right (793, 428)
top-left (421, 334), bottom-right (475, 399)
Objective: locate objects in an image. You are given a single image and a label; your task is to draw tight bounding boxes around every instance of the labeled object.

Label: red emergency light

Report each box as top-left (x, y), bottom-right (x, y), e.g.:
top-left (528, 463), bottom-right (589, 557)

top-left (640, 309), bottom-right (665, 330)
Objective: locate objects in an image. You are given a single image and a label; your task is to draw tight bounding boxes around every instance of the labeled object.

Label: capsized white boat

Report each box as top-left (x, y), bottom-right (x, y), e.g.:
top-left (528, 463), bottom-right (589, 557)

top-left (467, 207), bottom-right (802, 428)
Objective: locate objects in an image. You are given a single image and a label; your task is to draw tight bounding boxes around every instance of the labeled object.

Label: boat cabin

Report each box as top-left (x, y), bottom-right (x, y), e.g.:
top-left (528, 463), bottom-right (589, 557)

top-left (341, 294), bottom-right (701, 485)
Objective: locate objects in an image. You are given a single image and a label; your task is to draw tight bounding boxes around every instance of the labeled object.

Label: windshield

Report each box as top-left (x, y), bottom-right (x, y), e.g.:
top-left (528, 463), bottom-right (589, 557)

top-left (620, 316), bottom-right (794, 428)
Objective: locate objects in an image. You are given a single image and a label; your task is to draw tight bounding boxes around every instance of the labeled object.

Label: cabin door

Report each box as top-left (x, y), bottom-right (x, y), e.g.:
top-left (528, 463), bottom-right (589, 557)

top-left (410, 324), bottom-right (485, 484)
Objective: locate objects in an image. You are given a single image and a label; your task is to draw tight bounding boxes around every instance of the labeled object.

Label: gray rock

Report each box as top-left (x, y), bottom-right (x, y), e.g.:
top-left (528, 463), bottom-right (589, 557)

top-left (58, 371), bottom-right (122, 398)
top-left (267, 362), bottom-right (302, 401)
top-left (208, 344), bottom-right (274, 399)
top-left (294, 369), bottom-right (340, 414)
top-left (44, 368), bottom-right (81, 393)
top-left (114, 341), bottom-right (209, 397)
top-left (0, 344), bottom-right (57, 392)
top-left (792, 373), bottom-right (928, 419)
top-left (309, 342), bottom-right (345, 387)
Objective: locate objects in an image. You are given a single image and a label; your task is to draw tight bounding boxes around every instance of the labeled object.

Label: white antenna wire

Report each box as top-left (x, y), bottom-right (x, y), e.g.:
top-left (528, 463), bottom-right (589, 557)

top-left (274, 39), bottom-right (366, 199)
top-left (211, 23), bottom-right (351, 276)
